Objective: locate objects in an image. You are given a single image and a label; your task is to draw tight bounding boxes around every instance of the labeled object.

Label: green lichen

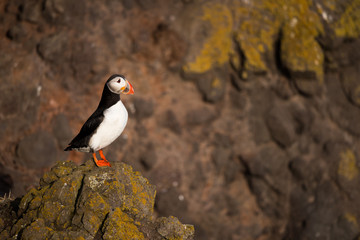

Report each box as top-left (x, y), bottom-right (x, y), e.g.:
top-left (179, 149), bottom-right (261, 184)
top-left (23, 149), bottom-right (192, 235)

top-left (334, 0), bottom-right (360, 38)
top-left (183, 3), bottom-right (234, 73)
top-left (102, 208), bottom-right (145, 240)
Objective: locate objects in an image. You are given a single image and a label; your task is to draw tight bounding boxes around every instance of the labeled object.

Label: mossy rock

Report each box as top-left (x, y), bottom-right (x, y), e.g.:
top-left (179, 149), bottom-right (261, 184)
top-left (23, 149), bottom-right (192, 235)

top-left (156, 216), bottom-right (195, 240)
top-left (333, 0), bottom-right (360, 38)
top-left (180, 0), bottom-right (331, 89)
top-left (0, 160), bottom-right (194, 240)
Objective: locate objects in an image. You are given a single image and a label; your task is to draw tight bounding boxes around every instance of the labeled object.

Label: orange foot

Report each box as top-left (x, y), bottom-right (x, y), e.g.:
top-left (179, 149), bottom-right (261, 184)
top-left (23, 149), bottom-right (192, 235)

top-left (92, 151), bottom-right (112, 167)
top-left (95, 159), bottom-right (112, 167)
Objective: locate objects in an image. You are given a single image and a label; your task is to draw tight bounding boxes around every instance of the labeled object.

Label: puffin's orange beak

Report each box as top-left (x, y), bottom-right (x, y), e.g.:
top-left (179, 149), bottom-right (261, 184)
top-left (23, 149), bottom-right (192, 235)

top-left (124, 80), bottom-right (134, 95)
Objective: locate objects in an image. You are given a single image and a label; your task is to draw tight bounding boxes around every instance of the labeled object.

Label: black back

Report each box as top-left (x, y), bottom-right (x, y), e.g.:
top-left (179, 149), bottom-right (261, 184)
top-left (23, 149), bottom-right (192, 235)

top-left (65, 81), bottom-right (120, 152)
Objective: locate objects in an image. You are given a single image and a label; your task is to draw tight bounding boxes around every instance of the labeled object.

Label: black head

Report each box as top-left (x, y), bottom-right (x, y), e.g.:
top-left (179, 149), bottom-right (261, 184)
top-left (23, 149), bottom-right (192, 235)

top-left (106, 74), bottom-right (126, 83)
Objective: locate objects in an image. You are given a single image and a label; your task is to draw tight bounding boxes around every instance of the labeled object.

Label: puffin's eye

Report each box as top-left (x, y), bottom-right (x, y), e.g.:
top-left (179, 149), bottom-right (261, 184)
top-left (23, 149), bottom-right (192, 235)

top-left (117, 79), bottom-right (121, 83)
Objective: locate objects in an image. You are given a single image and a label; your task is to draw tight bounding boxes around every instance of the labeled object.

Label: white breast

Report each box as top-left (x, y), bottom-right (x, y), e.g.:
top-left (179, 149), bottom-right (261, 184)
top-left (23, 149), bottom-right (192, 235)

top-left (89, 101), bottom-right (128, 151)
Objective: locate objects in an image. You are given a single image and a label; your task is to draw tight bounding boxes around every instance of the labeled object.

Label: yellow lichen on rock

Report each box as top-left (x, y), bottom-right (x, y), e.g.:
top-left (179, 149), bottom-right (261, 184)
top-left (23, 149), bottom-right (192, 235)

top-left (1, 160), bottom-right (194, 239)
top-left (274, 0), bottom-right (324, 82)
top-left (183, 3), bottom-right (233, 73)
top-left (338, 149), bottom-right (359, 181)
top-left (182, 0), bottom-right (325, 83)
top-left (102, 208), bottom-right (144, 240)
top-left (156, 216), bottom-right (195, 240)
top-left (234, 0), bottom-right (281, 74)
top-left (334, 0), bottom-right (360, 38)
top-left (345, 212), bottom-right (359, 227)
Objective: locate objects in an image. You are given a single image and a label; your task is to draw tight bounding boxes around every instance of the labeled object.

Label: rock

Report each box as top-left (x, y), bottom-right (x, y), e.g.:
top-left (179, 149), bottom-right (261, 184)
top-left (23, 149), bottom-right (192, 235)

top-left (249, 177), bottom-right (280, 217)
top-left (241, 143), bottom-right (291, 201)
top-left (102, 208), bottom-right (145, 240)
top-left (265, 104), bottom-right (296, 148)
top-left (196, 76), bottom-right (226, 103)
top-left (292, 74), bottom-right (322, 96)
top-left (133, 97), bottom-right (155, 120)
top-left (16, 131), bottom-right (58, 168)
top-left (156, 216), bottom-right (194, 240)
top-left (43, 0), bottom-right (66, 22)
top-left (181, 3), bottom-right (233, 75)
top-left (248, 84), bottom-right (275, 144)
top-left (0, 168), bottom-right (13, 196)
top-left (287, 100), bottom-right (313, 135)
top-left (212, 147), bottom-right (240, 183)
top-left (102, 19), bottom-right (134, 57)
top-left (52, 114), bottom-right (73, 149)
top-left (0, 53), bottom-right (13, 78)
top-left (20, 0), bottom-right (42, 23)
top-left (249, 116), bottom-right (271, 145)
top-left (272, 76), bottom-right (295, 100)
top-left (70, 40), bottom-right (96, 80)
top-left (139, 143), bottom-right (157, 171)
top-left (43, 0), bottom-right (86, 27)
top-left (156, 187), bottom-right (188, 223)
top-left (280, 3), bottom-right (324, 87)
top-left (152, 23), bottom-right (187, 70)
top-left (37, 33), bottom-right (69, 63)
top-left (327, 74), bottom-right (360, 136)
top-left (159, 110), bottom-right (182, 135)
top-left (0, 197), bottom-right (19, 236)
top-left (323, 141), bottom-right (360, 200)
top-left (6, 23), bottom-right (27, 41)
top-left (0, 160), bottom-right (194, 239)
top-left (0, 85), bottom-right (39, 121)
top-left (229, 87), bottom-right (247, 112)
top-left (294, 182), bottom-right (345, 240)
top-left (333, 0), bottom-right (360, 38)
top-left (186, 107), bottom-right (216, 125)
top-left (341, 65), bottom-right (360, 107)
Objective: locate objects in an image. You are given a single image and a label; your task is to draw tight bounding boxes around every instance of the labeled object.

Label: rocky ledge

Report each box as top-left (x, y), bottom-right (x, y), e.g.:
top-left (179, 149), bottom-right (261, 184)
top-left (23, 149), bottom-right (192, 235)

top-left (0, 160), bottom-right (194, 240)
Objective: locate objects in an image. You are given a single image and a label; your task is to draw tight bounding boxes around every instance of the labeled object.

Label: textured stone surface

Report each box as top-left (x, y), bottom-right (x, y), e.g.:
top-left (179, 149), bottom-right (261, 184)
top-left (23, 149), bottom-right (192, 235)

top-left (0, 160), bottom-right (194, 240)
top-left (17, 131), bottom-right (58, 168)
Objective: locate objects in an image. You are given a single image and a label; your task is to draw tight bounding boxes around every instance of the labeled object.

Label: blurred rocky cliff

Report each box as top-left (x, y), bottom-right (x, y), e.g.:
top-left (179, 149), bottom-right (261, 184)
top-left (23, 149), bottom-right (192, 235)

top-left (0, 0), bottom-right (360, 239)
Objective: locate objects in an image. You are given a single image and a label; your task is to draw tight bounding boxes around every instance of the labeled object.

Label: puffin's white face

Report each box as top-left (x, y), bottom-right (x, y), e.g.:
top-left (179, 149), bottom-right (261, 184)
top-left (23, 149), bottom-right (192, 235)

top-left (107, 76), bottom-right (134, 95)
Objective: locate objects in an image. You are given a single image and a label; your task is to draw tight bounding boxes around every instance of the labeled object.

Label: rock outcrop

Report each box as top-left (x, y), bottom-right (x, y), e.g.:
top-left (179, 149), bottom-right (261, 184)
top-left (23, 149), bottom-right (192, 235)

top-left (0, 160), bottom-right (194, 240)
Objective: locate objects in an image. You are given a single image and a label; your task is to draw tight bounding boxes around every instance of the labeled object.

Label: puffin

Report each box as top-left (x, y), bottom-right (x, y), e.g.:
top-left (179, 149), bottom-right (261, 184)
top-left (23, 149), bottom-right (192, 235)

top-left (64, 74), bottom-right (134, 167)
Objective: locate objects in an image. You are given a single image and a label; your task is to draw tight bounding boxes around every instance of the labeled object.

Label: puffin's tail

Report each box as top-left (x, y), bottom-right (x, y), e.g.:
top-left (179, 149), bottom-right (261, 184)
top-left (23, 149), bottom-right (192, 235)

top-left (64, 146), bottom-right (73, 151)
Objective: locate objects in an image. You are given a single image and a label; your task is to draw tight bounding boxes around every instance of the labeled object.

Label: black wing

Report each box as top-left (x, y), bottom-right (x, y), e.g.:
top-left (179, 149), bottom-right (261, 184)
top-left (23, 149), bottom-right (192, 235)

top-left (65, 109), bottom-right (104, 151)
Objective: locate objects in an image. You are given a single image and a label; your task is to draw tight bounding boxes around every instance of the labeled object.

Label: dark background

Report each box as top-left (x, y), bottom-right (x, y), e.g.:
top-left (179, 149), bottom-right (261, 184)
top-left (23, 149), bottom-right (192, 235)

top-left (1, 0), bottom-right (360, 239)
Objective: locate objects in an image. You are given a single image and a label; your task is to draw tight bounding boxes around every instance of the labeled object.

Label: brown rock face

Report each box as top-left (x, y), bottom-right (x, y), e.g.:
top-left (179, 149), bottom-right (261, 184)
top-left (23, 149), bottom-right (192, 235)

top-left (1, 0), bottom-right (360, 239)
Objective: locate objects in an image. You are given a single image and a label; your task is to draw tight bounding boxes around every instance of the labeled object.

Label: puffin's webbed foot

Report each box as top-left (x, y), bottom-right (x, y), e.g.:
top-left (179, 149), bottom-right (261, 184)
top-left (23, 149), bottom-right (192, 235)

top-left (92, 151), bottom-right (111, 167)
